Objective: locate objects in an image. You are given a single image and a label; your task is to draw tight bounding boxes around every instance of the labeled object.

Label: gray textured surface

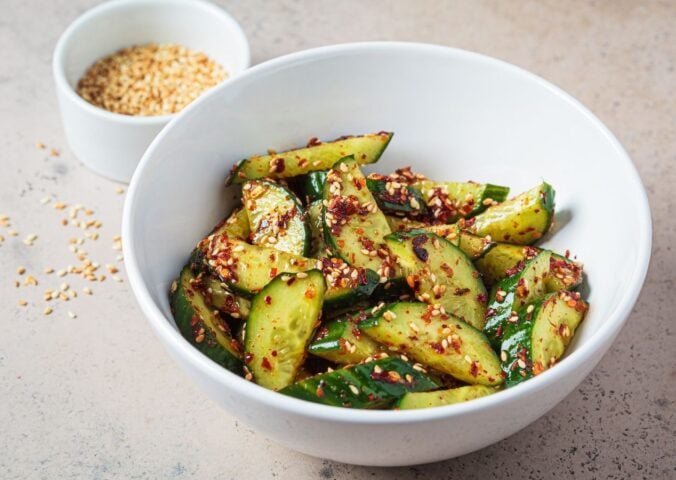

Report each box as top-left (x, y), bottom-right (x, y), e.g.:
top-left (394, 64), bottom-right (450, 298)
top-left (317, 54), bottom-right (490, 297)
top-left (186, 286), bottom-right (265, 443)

top-left (1, 1), bottom-right (674, 478)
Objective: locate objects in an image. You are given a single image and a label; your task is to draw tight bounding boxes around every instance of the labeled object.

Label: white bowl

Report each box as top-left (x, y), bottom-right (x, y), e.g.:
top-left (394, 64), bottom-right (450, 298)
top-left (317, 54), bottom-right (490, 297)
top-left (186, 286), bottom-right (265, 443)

top-left (122, 43), bottom-right (651, 466)
top-left (53, 0), bottom-right (250, 183)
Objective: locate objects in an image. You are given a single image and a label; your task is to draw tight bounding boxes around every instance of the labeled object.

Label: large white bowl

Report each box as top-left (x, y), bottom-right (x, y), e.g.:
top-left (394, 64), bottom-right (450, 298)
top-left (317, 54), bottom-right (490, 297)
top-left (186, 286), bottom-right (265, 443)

top-left (122, 43), bottom-right (651, 466)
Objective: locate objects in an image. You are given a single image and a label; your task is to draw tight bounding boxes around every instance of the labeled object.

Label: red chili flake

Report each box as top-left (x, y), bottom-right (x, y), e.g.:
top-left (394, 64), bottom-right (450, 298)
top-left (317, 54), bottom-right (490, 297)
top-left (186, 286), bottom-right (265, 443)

top-left (269, 268), bottom-right (278, 278)
top-left (271, 350), bottom-right (278, 357)
top-left (270, 158), bottom-right (285, 173)
top-left (315, 326), bottom-right (329, 340)
top-left (357, 268), bottom-right (369, 286)
top-left (470, 361), bottom-right (479, 377)
top-left (412, 234), bottom-right (429, 261)
top-left (306, 137), bottom-right (322, 147)
top-left (264, 295), bottom-right (272, 305)
top-left (353, 177), bottom-right (366, 190)
top-left (505, 260), bottom-right (525, 277)
top-left (360, 237), bottom-right (375, 251)
top-left (244, 352), bottom-right (254, 364)
top-left (316, 384), bottom-right (325, 398)
top-left (261, 357), bottom-right (272, 370)
top-left (304, 288), bottom-right (315, 299)
top-left (430, 342), bottom-right (445, 354)
top-left (454, 287), bottom-right (470, 296)
top-left (477, 293), bottom-right (487, 303)
top-left (440, 263), bottom-right (454, 277)
top-left (190, 314), bottom-right (200, 327)
top-left (495, 325), bottom-right (503, 338)
top-left (351, 326), bottom-right (362, 339)
top-left (485, 308), bottom-right (496, 318)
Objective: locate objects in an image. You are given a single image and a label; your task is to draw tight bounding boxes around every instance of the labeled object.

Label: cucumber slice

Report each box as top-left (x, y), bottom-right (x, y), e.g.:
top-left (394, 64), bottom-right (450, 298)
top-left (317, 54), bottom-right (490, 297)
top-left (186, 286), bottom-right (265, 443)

top-left (203, 276), bottom-right (251, 319)
top-left (500, 291), bottom-right (588, 387)
top-left (361, 302), bottom-right (503, 386)
top-left (320, 257), bottom-right (381, 309)
top-left (421, 225), bottom-right (494, 260)
top-left (483, 250), bottom-right (551, 349)
top-left (196, 234), bottom-right (315, 297)
top-left (244, 270), bottom-right (326, 390)
top-left (242, 179), bottom-right (309, 256)
top-left (306, 200), bottom-right (326, 258)
top-left (308, 312), bottom-right (382, 364)
top-left (412, 180), bottom-right (510, 223)
top-left (322, 157), bottom-right (394, 279)
top-left (170, 266), bottom-right (242, 373)
top-left (475, 243), bottom-right (583, 290)
top-left (385, 215), bottom-right (429, 232)
top-left (384, 230), bottom-right (487, 330)
top-left (466, 183), bottom-right (555, 245)
top-left (396, 385), bottom-right (497, 409)
top-left (279, 356), bottom-right (439, 408)
top-left (301, 171), bottom-right (327, 204)
top-left (228, 132), bottom-right (393, 184)
top-left (366, 177), bottom-right (427, 217)
top-left (211, 207), bottom-right (250, 240)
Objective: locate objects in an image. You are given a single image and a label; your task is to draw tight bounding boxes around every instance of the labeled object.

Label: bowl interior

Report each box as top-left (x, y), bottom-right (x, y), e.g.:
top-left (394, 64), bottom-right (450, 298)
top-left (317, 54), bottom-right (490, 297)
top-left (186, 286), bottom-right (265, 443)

top-left (126, 44), bottom-right (649, 407)
top-left (58, 0), bottom-right (249, 91)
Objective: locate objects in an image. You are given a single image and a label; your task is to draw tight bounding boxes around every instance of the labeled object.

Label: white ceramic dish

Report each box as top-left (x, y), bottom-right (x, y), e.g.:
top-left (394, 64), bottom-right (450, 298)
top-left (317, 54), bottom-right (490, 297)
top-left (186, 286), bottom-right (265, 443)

top-left (53, 0), bottom-right (250, 183)
top-left (122, 43), bottom-right (651, 466)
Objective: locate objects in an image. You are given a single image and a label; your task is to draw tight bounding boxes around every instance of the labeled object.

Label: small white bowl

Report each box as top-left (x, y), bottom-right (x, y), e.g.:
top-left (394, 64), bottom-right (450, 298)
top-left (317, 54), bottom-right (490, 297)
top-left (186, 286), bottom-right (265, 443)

top-left (53, 0), bottom-right (250, 183)
top-left (123, 43), bottom-right (651, 466)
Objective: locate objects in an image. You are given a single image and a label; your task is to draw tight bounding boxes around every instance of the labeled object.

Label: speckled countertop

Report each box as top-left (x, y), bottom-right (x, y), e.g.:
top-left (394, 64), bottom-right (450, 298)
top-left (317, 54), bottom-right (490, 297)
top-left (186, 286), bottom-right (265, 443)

top-left (1, 1), bottom-right (674, 478)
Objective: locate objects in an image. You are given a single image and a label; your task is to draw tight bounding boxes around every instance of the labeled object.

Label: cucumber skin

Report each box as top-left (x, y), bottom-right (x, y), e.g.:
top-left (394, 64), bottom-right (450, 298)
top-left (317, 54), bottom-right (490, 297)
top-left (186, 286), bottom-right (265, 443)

top-left (228, 132), bottom-right (393, 184)
top-left (366, 178), bottom-right (428, 216)
top-left (396, 385), bottom-right (497, 409)
top-left (170, 267), bottom-right (243, 374)
top-left (302, 171), bottom-right (327, 203)
top-left (279, 357), bottom-right (439, 408)
top-left (243, 179), bottom-right (311, 257)
top-left (308, 313), bottom-right (381, 364)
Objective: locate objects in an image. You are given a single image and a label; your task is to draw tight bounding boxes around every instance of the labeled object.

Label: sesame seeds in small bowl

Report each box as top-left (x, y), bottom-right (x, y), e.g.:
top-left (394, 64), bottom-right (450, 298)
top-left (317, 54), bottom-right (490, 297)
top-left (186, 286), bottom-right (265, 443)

top-left (53, 0), bottom-right (250, 183)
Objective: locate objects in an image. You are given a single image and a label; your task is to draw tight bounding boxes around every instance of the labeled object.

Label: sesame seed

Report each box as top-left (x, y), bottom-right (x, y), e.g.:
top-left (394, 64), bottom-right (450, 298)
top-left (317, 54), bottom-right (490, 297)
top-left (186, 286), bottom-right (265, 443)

top-left (517, 359), bottom-right (526, 369)
top-left (296, 272), bottom-right (308, 278)
top-left (68, 311), bottom-right (77, 319)
top-left (17, 266), bottom-right (26, 275)
top-left (526, 305), bottom-right (535, 313)
top-left (43, 307), bottom-right (53, 316)
top-left (18, 299), bottom-right (27, 307)
top-left (500, 351), bottom-right (508, 362)
top-left (464, 355), bottom-right (473, 364)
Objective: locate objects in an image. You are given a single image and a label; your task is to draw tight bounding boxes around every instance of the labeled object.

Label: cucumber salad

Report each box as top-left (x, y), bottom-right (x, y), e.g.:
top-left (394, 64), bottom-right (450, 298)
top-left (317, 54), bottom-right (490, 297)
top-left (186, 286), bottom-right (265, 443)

top-left (170, 132), bottom-right (588, 410)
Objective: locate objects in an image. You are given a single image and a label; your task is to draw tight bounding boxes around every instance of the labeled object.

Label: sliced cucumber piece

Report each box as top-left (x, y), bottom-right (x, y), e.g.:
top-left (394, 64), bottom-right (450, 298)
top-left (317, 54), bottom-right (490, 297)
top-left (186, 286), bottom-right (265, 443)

top-left (279, 356), bottom-right (439, 408)
top-left (203, 276), bottom-right (251, 319)
top-left (466, 183), bottom-right (555, 245)
top-left (500, 291), bottom-right (587, 387)
top-left (322, 157), bottom-right (393, 279)
top-left (306, 200), bottom-right (326, 258)
top-left (242, 179), bottom-right (309, 256)
top-left (195, 234), bottom-right (315, 297)
top-left (301, 171), bottom-right (327, 204)
top-left (475, 243), bottom-right (583, 290)
top-left (366, 177), bottom-right (427, 217)
top-left (210, 207), bottom-right (250, 240)
top-left (308, 312), bottom-right (382, 364)
top-left (228, 132), bottom-right (393, 184)
top-left (421, 225), bottom-right (494, 260)
top-left (385, 215), bottom-right (429, 232)
top-left (412, 180), bottom-right (510, 223)
top-left (170, 266), bottom-right (242, 373)
top-left (361, 302), bottom-right (504, 386)
top-left (245, 270), bottom-right (326, 390)
top-left (483, 250), bottom-right (551, 349)
top-left (385, 230), bottom-right (487, 330)
top-left (319, 257), bottom-right (381, 309)
top-left (396, 385), bottom-right (497, 409)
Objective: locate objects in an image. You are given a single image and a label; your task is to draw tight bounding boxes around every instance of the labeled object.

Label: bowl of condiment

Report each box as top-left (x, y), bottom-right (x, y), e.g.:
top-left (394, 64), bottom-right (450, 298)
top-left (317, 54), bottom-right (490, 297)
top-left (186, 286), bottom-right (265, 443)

top-left (53, 0), bottom-right (250, 182)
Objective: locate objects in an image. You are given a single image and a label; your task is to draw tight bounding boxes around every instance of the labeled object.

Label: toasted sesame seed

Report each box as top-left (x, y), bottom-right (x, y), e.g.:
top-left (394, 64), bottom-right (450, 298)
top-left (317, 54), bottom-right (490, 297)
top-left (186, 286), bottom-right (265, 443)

top-left (18, 299), bottom-right (27, 307)
top-left (83, 287), bottom-right (92, 295)
top-left (409, 322), bottom-right (419, 332)
top-left (67, 311), bottom-right (77, 319)
top-left (17, 266), bottom-right (26, 275)
top-left (526, 305), bottom-right (535, 313)
top-left (517, 359), bottom-right (526, 369)
top-left (500, 351), bottom-right (508, 362)
top-left (43, 307), bottom-right (53, 316)
top-left (464, 355), bottom-right (473, 364)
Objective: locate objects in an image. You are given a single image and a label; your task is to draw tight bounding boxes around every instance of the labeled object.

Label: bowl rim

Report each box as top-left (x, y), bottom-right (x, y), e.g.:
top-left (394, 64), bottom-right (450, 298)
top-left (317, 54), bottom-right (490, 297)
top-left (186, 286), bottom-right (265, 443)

top-left (52, 0), bottom-right (251, 125)
top-left (123, 41), bottom-right (652, 424)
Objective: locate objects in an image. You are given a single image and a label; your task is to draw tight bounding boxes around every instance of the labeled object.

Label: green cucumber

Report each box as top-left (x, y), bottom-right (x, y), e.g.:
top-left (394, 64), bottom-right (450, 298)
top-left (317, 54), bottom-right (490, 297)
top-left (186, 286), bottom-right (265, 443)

top-left (466, 183), bottom-right (555, 245)
top-left (500, 291), bottom-right (588, 387)
top-left (412, 180), bottom-right (510, 222)
top-left (483, 250), bottom-right (551, 349)
top-left (279, 356), bottom-right (439, 408)
top-left (361, 302), bottom-right (503, 386)
top-left (306, 200), bottom-right (327, 258)
top-left (421, 224), bottom-right (495, 260)
top-left (211, 207), bottom-right (250, 240)
top-left (170, 266), bottom-right (242, 373)
top-left (384, 230), bottom-right (487, 330)
top-left (396, 385), bottom-right (497, 409)
top-left (308, 312), bottom-right (382, 364)
top-left (244, 270), bottom-right (326, 390)
top-left (203, 276), bottom-right (251, 319)
top-left (319, 257), bottom-right (381, 309)
top-left (385, 215), bottom-right (429, 232)
top-left (228, 132), bottom-right (393, 184)
top-left (301, 171), bottom-right (327, 203)
top-left (242, 179), bottom-right (309, 256)
top-left (322, 156), bottom-right (393, 279)
top-left (366, 177), bottom-right (427, 217)
top-left (475, 243), bottom-right (583, 290)
top-left (195, 234), bottom-right (315, 297)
